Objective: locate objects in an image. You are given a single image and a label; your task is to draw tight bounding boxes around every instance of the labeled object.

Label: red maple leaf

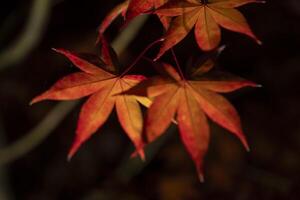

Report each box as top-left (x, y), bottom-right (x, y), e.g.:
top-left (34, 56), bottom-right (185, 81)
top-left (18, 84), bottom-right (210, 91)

top-left (126, 0), bottom-right (171, 28)
top-left (97, 0), bottom-right (171, 42)
top-left (155, 0), bottom-right (264, 59)
top-left (97, 0), bottom-right (129, 42)
top-left (123, 56), bottom-right (258, 181)
top-left (31, 41), bottom-right (151, 160)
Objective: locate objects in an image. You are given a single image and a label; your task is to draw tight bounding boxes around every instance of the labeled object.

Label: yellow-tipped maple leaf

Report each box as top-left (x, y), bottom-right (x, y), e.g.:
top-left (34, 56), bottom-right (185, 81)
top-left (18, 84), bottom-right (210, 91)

top-left (31, 41), bottom-right (150, 160)
top-left (123, 58), bottom-right (258, 181)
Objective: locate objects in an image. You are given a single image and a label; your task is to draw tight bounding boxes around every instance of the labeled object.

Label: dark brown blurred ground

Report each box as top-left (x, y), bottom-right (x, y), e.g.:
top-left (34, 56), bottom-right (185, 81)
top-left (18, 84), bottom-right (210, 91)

top-left (0, 0), bottom-right (299, 199)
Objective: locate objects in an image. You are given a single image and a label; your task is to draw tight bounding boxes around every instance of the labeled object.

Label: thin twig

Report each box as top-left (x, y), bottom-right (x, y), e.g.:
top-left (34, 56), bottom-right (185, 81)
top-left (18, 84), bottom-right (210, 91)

top-left (120, 38), bottom-right (164, 76)
top-left (171, 48), bottom-right (185, 79)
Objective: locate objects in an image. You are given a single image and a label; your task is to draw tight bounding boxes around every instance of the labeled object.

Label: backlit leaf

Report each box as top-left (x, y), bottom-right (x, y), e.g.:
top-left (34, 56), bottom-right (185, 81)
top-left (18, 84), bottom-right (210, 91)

top-left (31, 42), bottom-right (150, 160)
top-left (123, 59), bottom-right (258, 180)
top-left (155, 0), bottom-right (263, 59)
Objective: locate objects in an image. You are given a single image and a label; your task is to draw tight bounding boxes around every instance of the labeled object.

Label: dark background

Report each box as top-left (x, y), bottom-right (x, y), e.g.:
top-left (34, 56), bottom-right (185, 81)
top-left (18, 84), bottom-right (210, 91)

top-left (0, 0), bottom-right (299, 199)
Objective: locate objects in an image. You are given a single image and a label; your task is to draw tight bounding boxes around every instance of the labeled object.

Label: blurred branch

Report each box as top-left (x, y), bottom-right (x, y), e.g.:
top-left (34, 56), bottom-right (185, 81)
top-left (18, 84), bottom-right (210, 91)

top-left (0, 117), bottom-right (13, 200)
top-left (111, 15), bottom-right (147, 54)
top-left (0, 15), bottom-right (148, 166)
top-left (0, 101), bottom-right (77, 166)
top-left (0, 7), bottom-right (23, 45)
top-left (0, 0), bottom-right (52, 71)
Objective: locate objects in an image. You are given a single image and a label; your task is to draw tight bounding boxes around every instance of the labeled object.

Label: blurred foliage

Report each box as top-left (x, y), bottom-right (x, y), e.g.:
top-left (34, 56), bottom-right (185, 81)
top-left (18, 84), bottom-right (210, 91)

top-left (0, 0), bottom-right (299, 199)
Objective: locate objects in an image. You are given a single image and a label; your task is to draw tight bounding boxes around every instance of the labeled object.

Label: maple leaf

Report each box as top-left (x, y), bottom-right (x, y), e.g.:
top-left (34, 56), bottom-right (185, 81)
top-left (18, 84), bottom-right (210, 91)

top-left (126, 0), bottom-right (171, 29)
top-left (155, 0), bottom-right (264, 59)
top-left (123, 58), bottom-right (258, 181)
top-left (97, 0), bottom-right (129, 42)
top-left (31, 41), bottom-right (151, 160)
top-left (97, 0), bottom-right (170, 42)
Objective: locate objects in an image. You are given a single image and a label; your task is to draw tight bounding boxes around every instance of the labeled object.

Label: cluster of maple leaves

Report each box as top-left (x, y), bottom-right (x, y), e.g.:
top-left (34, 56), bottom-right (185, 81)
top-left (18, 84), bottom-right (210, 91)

top-left (31, 0), bottom-right (264, 181)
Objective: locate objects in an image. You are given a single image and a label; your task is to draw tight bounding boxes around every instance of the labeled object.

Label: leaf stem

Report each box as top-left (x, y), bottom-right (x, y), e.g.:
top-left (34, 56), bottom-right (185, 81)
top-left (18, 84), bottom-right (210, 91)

top-left (120, 38), bottom-right (164, 77)
top-left (171, 48), bottom-right (185, 80)
top-left (0, 14), bottom-right (149, 166)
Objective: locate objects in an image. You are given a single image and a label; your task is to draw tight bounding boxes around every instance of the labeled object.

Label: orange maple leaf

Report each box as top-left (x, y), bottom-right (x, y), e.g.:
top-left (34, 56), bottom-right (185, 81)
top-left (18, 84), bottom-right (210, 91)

top-left (126, 0), bottom-right (171, 28)
top-left (31, 41), bottom-right (151, 160)
top-left (155, 0), bottom-right (265, 59)
top-left (97, 0), bottom-right (129, 42)
top-left (123, 58), bottom-right (258, 181)
top-left (97, 0), bottom-right (170, 42)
